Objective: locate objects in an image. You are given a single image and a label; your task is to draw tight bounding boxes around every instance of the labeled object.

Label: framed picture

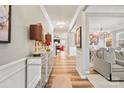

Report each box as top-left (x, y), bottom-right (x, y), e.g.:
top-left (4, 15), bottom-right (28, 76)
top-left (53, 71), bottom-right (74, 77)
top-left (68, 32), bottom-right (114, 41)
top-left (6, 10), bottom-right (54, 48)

top-left (75, 26), bottom-right (82, 48)
top-left (89, 33), bottom-right (99, 45)
top-left (0, 5), bottom-right (11, 43)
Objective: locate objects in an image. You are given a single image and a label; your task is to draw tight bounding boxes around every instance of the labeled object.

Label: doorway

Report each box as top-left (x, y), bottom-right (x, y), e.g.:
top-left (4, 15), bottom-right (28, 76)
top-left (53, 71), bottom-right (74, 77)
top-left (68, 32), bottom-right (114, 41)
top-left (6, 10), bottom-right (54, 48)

top-left (87, 13), bottom-right (124, 68)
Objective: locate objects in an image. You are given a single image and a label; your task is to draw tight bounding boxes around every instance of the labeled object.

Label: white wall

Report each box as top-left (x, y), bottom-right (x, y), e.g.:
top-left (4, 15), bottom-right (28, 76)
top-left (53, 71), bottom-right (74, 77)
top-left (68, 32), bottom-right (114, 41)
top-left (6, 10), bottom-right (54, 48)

top-left (67, 9), bottom-right (83, 56)
top-left (118, 31), bottom-right (124, 40)
top-left (68, 31), bottom-right (76, 56)
top-left (0, 5), bottom-right (53, 66)
top-left (0, 5), bottom-right (53, 88)
top-left (0, 6), bottom-right (32, 66)
top-left (75, 11), bottom-right (82, 51)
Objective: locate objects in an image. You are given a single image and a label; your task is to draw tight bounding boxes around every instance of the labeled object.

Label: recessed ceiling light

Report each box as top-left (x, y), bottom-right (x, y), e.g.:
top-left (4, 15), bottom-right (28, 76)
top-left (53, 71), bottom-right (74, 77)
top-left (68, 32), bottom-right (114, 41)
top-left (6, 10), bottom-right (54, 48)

top-left (59, 25), bottom-right (64, 28)
top-left (56, 22), bottom-right (65, 26)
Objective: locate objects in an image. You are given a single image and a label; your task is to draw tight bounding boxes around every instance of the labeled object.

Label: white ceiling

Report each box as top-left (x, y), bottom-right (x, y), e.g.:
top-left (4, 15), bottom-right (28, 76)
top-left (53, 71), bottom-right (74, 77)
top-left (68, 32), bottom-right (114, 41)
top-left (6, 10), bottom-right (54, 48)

top-left (44, 5), bottom-right (78, 32)
top-left (86, 5), bottom-right (124, 13)
top-left (44, 5), bottom-right (124, 33)
top-left (87, 6), bottom-right (124, 33)
top-left (89, 17), bottom-right (124, 33)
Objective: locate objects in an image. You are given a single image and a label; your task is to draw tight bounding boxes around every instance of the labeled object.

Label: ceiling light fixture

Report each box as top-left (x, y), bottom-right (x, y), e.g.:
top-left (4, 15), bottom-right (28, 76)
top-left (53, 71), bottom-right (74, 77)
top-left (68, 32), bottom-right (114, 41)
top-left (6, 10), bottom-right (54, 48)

top-left (59, 25), bottom-right (64, 28)
top-left (56, 22), bottom-right (65, 26)
top-left (98, 24), bottom-right (111, 38)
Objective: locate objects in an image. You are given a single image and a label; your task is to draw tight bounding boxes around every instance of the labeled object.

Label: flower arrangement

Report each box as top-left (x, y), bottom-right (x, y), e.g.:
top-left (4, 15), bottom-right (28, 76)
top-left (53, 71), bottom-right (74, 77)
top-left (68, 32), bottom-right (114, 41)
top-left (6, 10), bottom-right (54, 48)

top-left (35, 32), bottom-right (52, 53)
top-left (45, 40), bottom-right (51, 52)
top-left (44, 33), bottom-right (52, 52)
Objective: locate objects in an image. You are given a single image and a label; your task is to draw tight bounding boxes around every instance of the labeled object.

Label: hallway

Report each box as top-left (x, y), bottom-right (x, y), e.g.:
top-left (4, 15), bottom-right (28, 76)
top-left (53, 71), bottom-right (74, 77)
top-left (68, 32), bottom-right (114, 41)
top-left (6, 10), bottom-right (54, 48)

top-left (47, 54), bottom-right (95, 88)
top-left (1, 5), bottom-right (124, 89)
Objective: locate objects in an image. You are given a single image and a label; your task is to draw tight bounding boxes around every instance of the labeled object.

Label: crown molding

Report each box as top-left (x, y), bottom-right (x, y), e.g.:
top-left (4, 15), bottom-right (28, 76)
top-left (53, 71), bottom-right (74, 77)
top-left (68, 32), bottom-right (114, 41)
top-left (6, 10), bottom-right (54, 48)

top-left (40, 6), bottom-right (53, 31)
top-left (68, 5), bottom-right (88, 32)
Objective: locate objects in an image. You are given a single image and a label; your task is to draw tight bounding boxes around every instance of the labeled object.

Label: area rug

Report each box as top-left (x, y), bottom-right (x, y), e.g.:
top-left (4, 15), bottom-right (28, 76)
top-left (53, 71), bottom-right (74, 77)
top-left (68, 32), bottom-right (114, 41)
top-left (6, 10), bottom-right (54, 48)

top-left (51, 74), bottom-right (72, 88)
top-left (87, 74), bottom-right (124, 88)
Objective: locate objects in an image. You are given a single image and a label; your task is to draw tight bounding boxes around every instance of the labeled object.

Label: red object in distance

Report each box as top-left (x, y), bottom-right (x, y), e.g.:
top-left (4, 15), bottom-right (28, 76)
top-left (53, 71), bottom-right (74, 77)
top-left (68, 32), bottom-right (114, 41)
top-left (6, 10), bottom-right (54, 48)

top-left (59, 46), bottom-right (64, 51)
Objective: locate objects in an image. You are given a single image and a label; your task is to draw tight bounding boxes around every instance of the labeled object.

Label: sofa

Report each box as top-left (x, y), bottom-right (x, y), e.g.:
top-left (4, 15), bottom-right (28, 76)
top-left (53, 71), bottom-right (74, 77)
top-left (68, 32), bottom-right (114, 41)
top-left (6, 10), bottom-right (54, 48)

top-left (92, 48), bottom-right (124, 81)
top-left (115, 49), bottom-right (124, 61)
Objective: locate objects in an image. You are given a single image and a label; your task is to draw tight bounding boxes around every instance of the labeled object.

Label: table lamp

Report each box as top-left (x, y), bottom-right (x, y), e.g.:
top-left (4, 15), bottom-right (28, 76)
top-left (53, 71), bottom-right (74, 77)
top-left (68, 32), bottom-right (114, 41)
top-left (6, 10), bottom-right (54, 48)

top-left (30, 23), bottom-right (43, 56)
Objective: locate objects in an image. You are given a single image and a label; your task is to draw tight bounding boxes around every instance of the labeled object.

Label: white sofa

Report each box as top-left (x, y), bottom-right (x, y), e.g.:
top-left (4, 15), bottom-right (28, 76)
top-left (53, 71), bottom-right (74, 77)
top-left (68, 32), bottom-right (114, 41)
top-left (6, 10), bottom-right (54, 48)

top-left (93, 48), bottom-right (124, 81)
top-left (115, 49), bottom-right (124, 61)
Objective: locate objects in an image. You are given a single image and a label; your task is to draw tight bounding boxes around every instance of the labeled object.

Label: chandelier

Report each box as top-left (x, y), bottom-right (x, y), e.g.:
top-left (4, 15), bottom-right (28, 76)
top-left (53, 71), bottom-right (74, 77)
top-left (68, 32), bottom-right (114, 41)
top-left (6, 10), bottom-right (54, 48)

top-left (89, 24), bottom-right (112, 46)
top-left (98, 24), bottom-right (112, 38)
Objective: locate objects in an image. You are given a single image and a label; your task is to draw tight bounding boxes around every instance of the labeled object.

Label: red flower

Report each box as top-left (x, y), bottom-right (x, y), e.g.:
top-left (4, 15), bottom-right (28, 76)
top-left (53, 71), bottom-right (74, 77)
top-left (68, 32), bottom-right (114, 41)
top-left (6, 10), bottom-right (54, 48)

top-left (45, 40), bottom-right (51, 46)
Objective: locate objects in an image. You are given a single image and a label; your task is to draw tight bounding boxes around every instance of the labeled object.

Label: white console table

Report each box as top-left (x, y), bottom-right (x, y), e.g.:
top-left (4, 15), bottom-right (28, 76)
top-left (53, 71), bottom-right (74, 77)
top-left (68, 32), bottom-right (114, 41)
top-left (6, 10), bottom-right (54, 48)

top-left (26, 51), bottom-right (53, 88)
top-left (26, 57), bottom-right (42, 88)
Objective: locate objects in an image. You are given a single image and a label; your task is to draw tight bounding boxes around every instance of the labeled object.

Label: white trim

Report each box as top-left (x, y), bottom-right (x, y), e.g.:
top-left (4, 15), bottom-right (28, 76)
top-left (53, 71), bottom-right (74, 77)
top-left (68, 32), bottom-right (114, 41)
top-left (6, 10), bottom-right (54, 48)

top-left (40, 5), bottom-right (53, 31)
top-left (0, 58), bottom-right (26, 71)
top-left (0, 58), bottom-right (26, 87)
top-left (86, 12), bottom-right (124, 17)
top-left (112, 28), bottom-right (124, 33)
top-left (68, 6), bottom-right (84, 32)
top-left (0, 65), bottom-right (25, 83)
top-left (86, 71), bottom-right (90, 74)
top-left (76, 66), bottom-right (87, 79)
top-left (118, 39), bottom-right (124, 40)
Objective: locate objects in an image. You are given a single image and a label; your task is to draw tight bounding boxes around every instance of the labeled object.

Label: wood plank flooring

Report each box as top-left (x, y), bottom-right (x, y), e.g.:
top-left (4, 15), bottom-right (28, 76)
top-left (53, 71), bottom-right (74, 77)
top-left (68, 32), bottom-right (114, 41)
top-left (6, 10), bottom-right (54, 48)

top-left (46, 54), bottom-right (96, 88)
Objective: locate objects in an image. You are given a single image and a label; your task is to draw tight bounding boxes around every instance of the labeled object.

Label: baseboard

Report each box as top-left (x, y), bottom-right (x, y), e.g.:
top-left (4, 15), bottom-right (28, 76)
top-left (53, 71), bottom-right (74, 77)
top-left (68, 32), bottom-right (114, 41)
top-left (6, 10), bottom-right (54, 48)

top-left (76, 66), bottom-right (87, 79)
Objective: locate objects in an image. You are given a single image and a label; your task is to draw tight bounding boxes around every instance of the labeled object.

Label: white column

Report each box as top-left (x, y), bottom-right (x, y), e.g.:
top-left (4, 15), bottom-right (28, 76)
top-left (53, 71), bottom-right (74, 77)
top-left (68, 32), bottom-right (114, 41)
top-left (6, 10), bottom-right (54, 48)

top-left (112, 32), bottom-right (117, 47)
top-left (81, 12), bottom-right (89, 79)
top-left (67, 32), bottom-right (70, 55)
top-left (76, 12), bottom-right (89, 79)
top-left (69, 32), bottom-right (76, 56)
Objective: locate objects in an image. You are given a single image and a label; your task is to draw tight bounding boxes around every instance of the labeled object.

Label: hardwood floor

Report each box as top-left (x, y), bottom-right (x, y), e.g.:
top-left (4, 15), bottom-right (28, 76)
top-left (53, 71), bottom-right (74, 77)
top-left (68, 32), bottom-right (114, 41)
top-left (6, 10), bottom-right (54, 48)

top-left (46, 54), bottom-right (96, 88)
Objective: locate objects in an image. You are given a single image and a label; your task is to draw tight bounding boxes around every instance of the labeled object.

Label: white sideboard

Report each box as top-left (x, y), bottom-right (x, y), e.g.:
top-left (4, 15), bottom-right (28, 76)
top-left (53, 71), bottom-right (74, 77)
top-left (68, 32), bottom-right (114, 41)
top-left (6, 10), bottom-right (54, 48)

top-left (26, 57), bottom-right (42, 88)
top-left (27, 51), bottom-right (53, 88)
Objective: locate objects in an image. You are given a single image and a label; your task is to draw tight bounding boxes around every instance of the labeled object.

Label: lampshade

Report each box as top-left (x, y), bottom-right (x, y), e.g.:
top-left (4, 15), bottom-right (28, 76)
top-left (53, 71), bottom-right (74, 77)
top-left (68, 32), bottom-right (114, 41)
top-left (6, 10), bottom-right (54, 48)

top-left (30, 24), bottom-right (42, 41)
top-left (45, 33), bottom-right (52, 42)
